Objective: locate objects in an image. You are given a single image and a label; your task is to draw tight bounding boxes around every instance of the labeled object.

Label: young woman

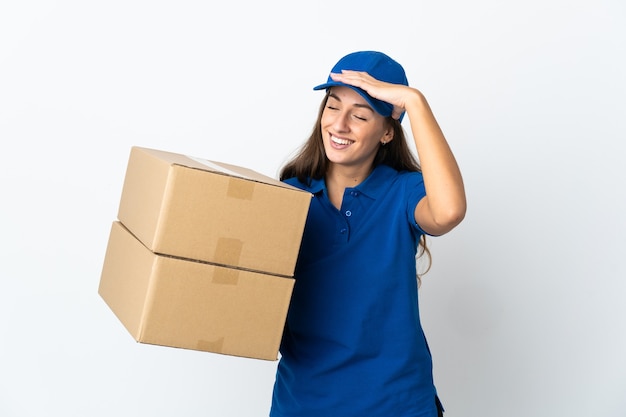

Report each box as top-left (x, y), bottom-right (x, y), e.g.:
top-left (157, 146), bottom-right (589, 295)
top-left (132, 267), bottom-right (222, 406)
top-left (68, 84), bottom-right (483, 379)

top-left (270, 51), bottom-right (466, 417)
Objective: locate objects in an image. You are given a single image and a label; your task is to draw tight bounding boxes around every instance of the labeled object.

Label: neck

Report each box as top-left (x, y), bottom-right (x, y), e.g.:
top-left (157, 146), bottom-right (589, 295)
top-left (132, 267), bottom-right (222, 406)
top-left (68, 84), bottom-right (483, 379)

top-left (326, 163), bottom-right (372, 188)
top-left (325, 163), bottom-right (373, 209)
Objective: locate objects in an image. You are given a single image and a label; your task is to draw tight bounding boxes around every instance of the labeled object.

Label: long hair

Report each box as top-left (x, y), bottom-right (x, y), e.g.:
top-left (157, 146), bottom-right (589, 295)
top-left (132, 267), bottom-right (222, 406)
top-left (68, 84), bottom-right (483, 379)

top-left (280, 91), bottom-right (432, 281)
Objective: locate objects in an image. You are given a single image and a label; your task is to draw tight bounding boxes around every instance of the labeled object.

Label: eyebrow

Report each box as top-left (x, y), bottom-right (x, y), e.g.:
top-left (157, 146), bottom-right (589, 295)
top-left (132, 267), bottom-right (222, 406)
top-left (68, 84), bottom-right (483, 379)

top-left (328, 92), bottom-right (375, 112)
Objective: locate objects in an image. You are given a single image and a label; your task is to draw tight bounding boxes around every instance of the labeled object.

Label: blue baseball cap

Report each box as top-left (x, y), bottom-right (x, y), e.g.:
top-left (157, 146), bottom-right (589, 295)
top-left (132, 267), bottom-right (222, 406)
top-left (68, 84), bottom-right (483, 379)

top-left (313, 51), bottom-right (409, 121)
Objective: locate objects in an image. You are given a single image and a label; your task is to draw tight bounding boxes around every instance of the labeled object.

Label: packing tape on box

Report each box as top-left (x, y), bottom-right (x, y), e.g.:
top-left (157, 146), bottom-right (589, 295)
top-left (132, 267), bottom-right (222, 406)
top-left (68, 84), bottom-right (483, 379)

top-left (197, 337), bottom-right (225, 353)
top-left (187, 155), bottom-right (255, 200)
top-left (215, 237), bottom-right (243, 267)
top-left (187, 156), bottom-right (248, 179)
top-left (226, 177), bottom-right (255, 200)
top-left (212, 267), bottom-right (239, 285)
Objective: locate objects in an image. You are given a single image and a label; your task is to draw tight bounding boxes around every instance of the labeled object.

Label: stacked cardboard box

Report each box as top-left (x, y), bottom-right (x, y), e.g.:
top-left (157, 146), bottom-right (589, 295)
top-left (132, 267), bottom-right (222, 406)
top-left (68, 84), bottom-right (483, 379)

top-left (99, 146), bottom-right (311, 360)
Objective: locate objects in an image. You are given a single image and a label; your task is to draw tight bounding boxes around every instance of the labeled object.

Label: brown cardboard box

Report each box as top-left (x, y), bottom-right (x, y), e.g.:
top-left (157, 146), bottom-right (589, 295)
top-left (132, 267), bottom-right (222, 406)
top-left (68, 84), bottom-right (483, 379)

top-left (117, 146), bottom-right (311, 277)
top-left (99, 221), bottom-right (295, 360)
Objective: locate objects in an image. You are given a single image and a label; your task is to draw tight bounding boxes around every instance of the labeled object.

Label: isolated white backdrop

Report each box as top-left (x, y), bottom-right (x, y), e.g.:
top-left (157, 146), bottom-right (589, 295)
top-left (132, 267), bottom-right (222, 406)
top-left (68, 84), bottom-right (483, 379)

top-left (1, 1), bottom-right (625, 416)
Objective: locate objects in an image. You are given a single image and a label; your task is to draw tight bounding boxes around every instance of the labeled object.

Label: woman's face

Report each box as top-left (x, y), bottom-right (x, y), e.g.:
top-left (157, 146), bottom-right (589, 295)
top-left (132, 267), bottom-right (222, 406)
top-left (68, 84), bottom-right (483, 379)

top-left (320, 86), bottom-right (393, 171)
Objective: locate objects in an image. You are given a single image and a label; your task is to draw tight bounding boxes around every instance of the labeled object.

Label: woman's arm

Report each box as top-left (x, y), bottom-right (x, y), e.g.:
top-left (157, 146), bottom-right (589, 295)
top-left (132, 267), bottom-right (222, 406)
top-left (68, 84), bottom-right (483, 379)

top-left (329, 70), bottom-right (467, 236)
top-left (405, 89), bottom-right (466, 236)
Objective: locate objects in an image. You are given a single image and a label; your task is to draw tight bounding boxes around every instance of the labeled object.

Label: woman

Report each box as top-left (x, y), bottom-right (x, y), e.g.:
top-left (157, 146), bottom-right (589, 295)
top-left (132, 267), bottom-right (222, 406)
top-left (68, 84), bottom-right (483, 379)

top-left (270, 51), bottom-right (466, 417)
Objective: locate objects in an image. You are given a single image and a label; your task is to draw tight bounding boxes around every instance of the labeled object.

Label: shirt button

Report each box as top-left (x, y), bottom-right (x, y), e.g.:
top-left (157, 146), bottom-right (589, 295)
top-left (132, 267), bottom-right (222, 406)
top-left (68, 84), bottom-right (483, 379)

top-left (345, 210), bottom-right (352, 217)
top-left (340, 228), bottom-right (347, 234)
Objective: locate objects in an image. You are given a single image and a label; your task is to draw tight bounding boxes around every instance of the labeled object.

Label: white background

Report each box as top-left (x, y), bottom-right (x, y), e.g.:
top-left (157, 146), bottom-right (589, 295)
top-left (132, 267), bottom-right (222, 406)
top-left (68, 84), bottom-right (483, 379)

top-left (1, 1), bottom-right (624, 416)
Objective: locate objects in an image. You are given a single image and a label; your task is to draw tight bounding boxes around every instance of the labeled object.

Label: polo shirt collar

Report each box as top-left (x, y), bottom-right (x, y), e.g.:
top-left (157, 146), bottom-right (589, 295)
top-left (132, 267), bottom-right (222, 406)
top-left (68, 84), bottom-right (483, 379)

top-left (306, 164), bottom-right (398, 200)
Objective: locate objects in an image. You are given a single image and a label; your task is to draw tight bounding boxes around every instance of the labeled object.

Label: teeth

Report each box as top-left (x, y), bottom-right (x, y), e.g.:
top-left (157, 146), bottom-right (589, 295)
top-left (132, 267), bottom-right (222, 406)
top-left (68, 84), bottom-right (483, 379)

top-left (331, 135), bottom-right (353, 145)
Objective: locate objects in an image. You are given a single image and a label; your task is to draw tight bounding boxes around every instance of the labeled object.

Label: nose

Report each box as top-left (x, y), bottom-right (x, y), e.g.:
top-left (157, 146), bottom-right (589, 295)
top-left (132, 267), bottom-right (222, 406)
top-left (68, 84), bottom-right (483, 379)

top-left (331, 110), bottom-right (351, 132)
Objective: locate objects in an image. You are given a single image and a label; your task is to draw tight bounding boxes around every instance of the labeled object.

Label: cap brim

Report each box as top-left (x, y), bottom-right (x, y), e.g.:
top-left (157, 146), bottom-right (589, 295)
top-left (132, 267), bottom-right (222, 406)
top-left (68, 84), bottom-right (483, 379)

top-left (313, 81), bottom-right (342, 91)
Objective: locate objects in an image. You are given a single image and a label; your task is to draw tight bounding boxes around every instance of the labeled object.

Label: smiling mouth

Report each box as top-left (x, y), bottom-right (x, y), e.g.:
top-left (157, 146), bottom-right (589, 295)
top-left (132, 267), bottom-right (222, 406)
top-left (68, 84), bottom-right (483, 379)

top-left (330, 134), bottom-right (354, 146)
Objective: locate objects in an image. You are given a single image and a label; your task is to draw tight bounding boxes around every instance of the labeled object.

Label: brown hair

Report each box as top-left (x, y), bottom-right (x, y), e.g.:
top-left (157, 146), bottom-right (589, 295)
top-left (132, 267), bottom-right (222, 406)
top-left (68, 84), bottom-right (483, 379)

top-left (280, 91), bottom-right (432, 280)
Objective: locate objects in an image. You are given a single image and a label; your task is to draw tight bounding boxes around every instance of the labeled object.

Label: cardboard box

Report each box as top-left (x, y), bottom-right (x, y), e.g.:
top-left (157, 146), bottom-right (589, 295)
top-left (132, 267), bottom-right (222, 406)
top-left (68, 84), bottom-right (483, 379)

top-left (99, 221), bottom-right (295, 360)
top-left (117, 146), bottom-right (311, 277)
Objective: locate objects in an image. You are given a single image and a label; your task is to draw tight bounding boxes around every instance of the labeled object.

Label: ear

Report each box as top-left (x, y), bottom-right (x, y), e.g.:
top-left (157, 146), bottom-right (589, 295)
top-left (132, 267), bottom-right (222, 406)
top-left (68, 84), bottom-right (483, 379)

top-left (381, 125), bottom-right (394, 145)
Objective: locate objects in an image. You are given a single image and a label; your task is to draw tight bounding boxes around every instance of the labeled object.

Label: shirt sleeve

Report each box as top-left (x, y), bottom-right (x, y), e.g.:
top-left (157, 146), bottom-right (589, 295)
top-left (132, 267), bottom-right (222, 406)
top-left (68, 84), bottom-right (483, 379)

top-left (403, 171), bottom-right (430, 236)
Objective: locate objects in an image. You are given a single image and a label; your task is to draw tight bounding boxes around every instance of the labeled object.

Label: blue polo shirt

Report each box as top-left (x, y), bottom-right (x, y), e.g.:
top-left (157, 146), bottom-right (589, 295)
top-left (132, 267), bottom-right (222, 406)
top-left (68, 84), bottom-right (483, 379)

top-left (271, 164), bottom-right (440, 417)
